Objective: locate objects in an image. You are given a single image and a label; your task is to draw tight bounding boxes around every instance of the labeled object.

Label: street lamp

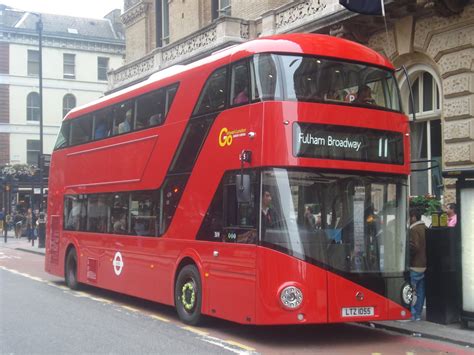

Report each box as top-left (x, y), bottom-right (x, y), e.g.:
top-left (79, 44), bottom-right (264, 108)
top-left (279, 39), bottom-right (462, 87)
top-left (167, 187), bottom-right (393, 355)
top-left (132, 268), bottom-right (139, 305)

top-left (31, 12), bottom-right (44, 212)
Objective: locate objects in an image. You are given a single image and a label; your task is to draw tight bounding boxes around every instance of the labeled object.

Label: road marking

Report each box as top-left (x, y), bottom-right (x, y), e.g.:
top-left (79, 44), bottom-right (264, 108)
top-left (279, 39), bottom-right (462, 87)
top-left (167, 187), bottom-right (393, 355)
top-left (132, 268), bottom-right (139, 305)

top-left (149, 314), bottom-right (170, 323)
top-left (200, 336), bottom-right (257, 354)
top-left (122, 305), bottom-right (140, 313)
top-left (224, 340), bottom-right (256, 352)
top-left (182, 326), bottom-right (209, 336)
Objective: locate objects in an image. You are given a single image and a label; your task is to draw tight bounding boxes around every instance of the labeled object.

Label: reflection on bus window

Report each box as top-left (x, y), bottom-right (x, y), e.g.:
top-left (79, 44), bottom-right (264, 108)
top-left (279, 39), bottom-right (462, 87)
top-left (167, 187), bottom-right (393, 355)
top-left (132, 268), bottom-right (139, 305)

top-left (193, 67), bottom-right (227, 116)
top-left (260, 169), bottom-right (407, 274)
top-left (231, 61), bottom-right (250, 106)
top-left (70, 115), bottom-right (92, 145)
top-left (252, 54), bottom-right (281, 101)
top-left (197, 170), bottom-right (258, 244)
top-left (262, 54), bottom-right (401, 111)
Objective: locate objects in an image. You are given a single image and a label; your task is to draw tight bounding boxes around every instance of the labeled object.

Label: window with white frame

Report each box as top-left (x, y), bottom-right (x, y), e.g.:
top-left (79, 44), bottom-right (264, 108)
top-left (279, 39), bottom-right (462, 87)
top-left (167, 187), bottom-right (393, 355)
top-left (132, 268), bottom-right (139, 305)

top-left (27, 50), bottom-right (39, 76)
top-left (98, 57), bottom-right (109, 81)
top-left (63, 53), bottom-right (76, 79)
top-left (404, 70), bottom-right (442, 197)
top-left (63, 94), bottom-right (76, 117)
top-left (27, 140), bottom-right (40, 165)
top-left (26, 92), bottom-right (40, 121)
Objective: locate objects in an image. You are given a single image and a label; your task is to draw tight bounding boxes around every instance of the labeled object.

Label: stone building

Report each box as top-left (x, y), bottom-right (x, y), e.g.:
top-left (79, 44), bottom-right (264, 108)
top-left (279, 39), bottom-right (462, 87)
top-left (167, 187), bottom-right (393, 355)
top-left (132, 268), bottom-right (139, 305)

top-left (111, 0), bottom-right (474, 201)
top-left (0, 4), bottom-right (125, 211)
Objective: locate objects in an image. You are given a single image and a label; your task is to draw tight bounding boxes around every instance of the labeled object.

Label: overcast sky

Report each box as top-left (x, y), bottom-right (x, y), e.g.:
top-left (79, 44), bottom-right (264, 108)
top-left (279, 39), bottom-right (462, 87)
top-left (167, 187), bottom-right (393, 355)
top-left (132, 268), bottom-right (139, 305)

top-left (2, 0), bottom-right (123, 19)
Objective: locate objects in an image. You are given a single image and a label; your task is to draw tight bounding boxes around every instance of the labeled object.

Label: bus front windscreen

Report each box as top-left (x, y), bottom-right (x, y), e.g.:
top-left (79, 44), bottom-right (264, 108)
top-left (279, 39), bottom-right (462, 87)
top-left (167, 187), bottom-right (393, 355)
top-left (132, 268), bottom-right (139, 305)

top-left (260, 169), bottom-right (407, 274)
top-left (252, 54), bottom-right (401, 111)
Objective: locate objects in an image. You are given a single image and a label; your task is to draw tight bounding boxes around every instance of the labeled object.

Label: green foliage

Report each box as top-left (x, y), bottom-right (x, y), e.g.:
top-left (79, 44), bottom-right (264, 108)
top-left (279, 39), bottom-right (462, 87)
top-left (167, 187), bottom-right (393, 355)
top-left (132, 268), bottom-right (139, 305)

top-left (409, 195), bottom-right (442, 216)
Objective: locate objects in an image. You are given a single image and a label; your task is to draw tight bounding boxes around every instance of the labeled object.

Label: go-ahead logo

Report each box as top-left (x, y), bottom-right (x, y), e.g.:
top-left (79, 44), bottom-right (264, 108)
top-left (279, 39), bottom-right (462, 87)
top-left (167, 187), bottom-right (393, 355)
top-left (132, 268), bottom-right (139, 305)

top-left (218, 127), bottom-right (247, 147)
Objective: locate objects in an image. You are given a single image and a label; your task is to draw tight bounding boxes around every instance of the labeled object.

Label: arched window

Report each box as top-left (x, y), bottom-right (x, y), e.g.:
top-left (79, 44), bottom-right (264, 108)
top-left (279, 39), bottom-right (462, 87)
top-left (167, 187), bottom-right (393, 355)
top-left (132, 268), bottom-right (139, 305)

top-left (26, 92), bottom-right (40, 121)
top-left (400, 66), bottom-right (442, 197)
top-left (63, 94), bottom-right (76, 117)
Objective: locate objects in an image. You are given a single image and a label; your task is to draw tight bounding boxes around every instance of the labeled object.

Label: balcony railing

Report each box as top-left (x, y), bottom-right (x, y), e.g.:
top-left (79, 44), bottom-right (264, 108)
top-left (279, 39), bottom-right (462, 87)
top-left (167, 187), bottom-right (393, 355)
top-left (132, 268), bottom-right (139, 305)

top-left (108, 16), bottom-right (250, 90)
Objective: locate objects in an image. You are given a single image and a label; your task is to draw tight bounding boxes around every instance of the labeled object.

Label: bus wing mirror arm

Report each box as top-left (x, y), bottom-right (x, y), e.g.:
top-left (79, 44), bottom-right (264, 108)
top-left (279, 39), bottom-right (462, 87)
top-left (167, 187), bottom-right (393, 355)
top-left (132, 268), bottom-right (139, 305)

top-left (396, 65), bottom-right (416, 121)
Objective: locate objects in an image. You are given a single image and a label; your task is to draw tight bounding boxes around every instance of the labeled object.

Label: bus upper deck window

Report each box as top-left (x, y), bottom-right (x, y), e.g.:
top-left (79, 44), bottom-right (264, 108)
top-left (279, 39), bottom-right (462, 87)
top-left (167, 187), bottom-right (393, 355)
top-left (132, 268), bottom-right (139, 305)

top-left (193, 67), bottom-right (227, 116)
top-left (253, 54), bottom-right (280, 101)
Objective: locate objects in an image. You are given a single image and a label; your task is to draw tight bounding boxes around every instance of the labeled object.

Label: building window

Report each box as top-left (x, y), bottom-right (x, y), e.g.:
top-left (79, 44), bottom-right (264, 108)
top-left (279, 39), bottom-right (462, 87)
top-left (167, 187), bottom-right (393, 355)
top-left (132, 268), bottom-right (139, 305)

top-left (98, 57), bottom-right (109, 81)
top-left (27, 139), bottom-right (40, 165)
top-left (402, 69), bottom-right (442, 197)
top-left (27, 50), bottom-right (39, 76)
top-left (26, 92), bottom-right (40, 121)
top-left (156, 0), bottom-right (169, 47)
top-left (63, 94), bottom-right (76, 117)
top-left (63, 53), bottom-right (76, 79)
top-left (212, 0), bottom-right (231, 19)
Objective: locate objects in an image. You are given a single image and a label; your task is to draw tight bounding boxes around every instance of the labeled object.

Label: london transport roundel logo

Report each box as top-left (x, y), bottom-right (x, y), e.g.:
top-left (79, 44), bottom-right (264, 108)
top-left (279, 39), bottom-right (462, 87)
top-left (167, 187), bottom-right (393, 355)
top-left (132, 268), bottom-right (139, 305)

top-left (113, 252), bottom-right (124, 276)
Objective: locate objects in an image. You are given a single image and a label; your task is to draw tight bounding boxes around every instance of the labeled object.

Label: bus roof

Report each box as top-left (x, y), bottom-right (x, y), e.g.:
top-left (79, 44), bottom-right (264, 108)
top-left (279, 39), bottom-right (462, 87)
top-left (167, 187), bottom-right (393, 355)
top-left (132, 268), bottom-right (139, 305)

top-left (65, 34), bottom-right (393, 120)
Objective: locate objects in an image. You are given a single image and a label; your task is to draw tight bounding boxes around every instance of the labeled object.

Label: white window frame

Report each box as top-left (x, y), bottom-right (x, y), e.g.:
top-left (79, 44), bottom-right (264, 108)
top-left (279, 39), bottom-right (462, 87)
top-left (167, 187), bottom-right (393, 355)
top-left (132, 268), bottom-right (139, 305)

top-left (63, 53), bottom-right (76, 79)
top-left (399, 65), bottom-right (442, 196)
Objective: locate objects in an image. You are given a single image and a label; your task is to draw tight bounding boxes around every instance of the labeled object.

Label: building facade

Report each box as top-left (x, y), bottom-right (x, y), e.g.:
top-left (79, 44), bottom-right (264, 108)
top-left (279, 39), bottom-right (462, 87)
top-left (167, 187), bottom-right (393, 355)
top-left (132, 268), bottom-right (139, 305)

top-left (114, 0), bottom-right (473, 202)
top-left (0, 4), bottom-right (125, 212)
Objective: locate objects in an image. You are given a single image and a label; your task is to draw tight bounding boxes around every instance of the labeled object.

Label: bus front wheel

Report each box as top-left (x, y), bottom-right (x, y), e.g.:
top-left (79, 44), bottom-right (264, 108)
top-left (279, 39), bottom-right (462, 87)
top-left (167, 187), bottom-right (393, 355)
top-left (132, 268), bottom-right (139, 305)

top-left (175, 265), bottom-right (202, 325)
top-left (65, 248), bottom-right (79, 290)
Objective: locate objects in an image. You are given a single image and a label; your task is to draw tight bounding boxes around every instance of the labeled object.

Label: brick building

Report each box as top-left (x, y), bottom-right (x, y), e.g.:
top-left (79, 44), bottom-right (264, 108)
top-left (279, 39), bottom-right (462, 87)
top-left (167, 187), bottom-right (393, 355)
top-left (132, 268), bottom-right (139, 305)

top-left (111, 0), bottom-right (474, 201)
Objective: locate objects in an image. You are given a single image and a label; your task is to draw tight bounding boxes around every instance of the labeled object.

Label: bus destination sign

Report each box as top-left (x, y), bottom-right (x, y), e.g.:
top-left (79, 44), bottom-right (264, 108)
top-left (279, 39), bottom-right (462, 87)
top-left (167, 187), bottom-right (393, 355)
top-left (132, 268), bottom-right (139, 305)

top-left (293, 122), bottom-right (404, 165)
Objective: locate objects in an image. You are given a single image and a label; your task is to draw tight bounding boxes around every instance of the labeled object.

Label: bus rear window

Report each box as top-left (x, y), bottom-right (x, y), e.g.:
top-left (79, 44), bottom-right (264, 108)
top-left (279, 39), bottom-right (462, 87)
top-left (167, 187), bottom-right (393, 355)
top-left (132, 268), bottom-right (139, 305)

top-left (252, 54), bottom-right (401, 111)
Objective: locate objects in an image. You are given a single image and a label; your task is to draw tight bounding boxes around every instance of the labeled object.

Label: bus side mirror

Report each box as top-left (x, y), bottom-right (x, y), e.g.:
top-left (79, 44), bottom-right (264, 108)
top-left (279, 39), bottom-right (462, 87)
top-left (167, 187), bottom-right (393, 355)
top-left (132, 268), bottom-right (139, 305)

top-left (236, 174), bottom-right (251, 203)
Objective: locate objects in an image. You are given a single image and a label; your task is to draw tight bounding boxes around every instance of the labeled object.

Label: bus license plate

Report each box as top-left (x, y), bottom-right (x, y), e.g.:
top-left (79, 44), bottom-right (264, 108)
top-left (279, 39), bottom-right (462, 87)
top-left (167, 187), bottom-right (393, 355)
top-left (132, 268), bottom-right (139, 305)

top-left (341, 307), bottom-right (374, 317)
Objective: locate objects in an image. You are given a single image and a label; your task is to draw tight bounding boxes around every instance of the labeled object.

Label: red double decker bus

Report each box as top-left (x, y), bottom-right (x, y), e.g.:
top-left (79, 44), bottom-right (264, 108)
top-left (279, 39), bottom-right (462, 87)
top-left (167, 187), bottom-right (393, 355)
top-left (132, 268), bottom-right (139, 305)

top-left (45, 34), bottom-right (413, 325)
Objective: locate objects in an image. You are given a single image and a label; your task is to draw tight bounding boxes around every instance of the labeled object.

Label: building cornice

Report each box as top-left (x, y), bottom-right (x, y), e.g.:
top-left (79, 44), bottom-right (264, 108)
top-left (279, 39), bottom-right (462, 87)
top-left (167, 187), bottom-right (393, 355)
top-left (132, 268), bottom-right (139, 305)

top-left (0, 28), bottom-right (125, 55)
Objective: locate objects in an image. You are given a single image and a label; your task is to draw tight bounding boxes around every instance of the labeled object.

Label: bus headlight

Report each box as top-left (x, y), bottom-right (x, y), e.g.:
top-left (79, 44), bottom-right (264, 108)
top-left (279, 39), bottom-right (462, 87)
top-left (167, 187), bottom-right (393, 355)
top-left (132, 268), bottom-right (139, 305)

top-left (280, 286), bottom-right (303, 310)
top-left (401, 282), bottom-right (415, 307)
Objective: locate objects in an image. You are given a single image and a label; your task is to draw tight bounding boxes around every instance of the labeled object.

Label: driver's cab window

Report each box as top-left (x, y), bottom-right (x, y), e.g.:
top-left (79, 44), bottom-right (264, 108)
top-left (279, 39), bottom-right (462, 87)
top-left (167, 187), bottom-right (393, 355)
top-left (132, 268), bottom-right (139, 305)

top-left (197, 170), bottom-right (258, 244)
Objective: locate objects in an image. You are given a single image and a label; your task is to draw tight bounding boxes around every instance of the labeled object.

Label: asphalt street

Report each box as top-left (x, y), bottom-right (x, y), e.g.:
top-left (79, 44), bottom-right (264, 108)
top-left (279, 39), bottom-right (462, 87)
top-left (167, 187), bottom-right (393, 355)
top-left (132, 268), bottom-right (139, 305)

top-left (1, 243), bottom-right (473, 354)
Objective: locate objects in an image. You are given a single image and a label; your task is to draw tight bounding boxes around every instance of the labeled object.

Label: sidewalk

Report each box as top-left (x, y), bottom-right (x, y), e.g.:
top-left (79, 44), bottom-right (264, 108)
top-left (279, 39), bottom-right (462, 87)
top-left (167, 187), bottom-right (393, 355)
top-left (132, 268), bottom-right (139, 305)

top-left (0, 230), bottom-right (45, 256)
top-left (370, 319), bottom-right (473, 348)
top-left (1, 230), bottom-right (472, 347)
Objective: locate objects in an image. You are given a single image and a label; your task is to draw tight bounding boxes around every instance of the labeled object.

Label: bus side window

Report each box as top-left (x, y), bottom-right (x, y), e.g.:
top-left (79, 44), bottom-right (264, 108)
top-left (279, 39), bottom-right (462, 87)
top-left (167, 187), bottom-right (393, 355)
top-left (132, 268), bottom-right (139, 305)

top-left (230, 60), bottom-right (249, 106)
top-left (64, 195), bottom-right (87, 231)
top-left (93, 107), bottom-right (113, 140)
top-left (70, 115), bottom-right (92, 146)
top-left (253, 54), bottom-right (279, 101)
top-left (87, 194), bottom-right (110, 233)
top-left (110, 193), bottom-right (129, 235)
top-left (193, 67), bottom-right (227, 116)
top-left (130, 191), bottom-right (160, 237)
top-left (113, 101), bottom-right (135, 135)
top-left (136, 89), bottom-right (165, 129)
top-left (223, 172), bottom-right (258, 244)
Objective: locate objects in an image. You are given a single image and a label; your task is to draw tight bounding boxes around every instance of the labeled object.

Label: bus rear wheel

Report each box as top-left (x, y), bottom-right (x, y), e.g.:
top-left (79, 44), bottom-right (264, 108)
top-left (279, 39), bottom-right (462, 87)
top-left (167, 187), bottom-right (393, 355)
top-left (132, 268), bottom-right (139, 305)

top-left (65, 248), bottom-right (79, 290)
top-left (175, 265), bottom-right (202, 325)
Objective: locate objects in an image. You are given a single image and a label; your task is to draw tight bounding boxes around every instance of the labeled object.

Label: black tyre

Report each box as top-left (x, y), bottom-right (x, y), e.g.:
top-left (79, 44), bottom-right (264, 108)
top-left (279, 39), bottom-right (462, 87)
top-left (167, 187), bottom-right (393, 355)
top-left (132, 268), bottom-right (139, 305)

top-left (175, 265), bottom-right (202, 325)
top-left (65, 248), bottom-right (79, 290)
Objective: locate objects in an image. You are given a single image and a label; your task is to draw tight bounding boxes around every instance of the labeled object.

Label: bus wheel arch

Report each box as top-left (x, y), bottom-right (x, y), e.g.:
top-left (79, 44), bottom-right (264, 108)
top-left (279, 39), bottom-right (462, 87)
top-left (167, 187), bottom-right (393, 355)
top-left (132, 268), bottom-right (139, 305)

top-left (64, 244), bottom-right (80, 290)
top-left (174, 257), bottom-right (203, 325)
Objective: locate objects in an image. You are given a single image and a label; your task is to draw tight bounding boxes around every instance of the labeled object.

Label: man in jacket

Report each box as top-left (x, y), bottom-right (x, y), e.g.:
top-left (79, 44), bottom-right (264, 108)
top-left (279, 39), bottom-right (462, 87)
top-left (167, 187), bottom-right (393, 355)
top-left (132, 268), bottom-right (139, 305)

top-left (409, 208), bottom-right (426, 321)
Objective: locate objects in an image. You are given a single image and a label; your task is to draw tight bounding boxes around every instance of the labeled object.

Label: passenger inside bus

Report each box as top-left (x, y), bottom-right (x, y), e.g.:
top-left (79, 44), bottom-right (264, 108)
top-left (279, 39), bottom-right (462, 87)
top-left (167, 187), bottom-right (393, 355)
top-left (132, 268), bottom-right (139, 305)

top-left (356, 85), bottom-right (376, 105)
top-left (118, 109), bottom-right (133, 133)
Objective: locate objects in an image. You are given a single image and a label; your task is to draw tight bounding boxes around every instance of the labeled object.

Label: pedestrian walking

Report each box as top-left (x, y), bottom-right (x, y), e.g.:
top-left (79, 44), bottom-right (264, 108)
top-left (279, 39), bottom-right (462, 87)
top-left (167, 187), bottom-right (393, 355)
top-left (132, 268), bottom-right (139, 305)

top-left (1, 208), bottom-right (5, 243)
top-left (13, 212), bottom-right (23, 239)
top-left (409, 207), bottom-right (427, 321)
